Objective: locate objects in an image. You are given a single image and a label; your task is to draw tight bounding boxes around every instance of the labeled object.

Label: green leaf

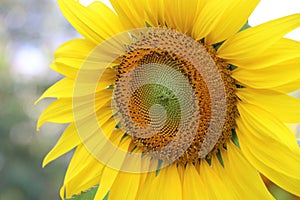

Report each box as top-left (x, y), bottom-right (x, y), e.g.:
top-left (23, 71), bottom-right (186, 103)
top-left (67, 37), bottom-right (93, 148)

top-left (65, 187), bottom-right (110, 200)
top-left (65, 186), bottom-right (98, 200)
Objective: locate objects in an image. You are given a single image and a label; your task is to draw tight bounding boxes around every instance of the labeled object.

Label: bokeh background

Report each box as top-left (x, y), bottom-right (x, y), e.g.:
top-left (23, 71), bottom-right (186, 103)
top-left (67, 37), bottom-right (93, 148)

top-left (0, 0), bottom-right (299, 199)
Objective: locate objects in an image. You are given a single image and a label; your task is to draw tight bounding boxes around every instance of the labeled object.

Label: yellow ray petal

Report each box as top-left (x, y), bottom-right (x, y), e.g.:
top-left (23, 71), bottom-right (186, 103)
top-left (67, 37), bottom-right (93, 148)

top-left (110, 0), bottom-right (145, 29)
top-left (223, 142), bottom-right (274, 199)
top-left (35, 78), bottom-right (74, 104)
top-left (94, 137), bottom-right (131, 200)
top-left (229, 38), bottom-right (300, 69)
top-left (199, 160), bottom-right (235, 199)
top-left (109, 173), bottom-right (140, 200)
top-left (51, 62), bottom-right (117, 81)
top-left (42, 123), bottom-right (80, 167)
top-left (64, 130), bottom-right (126, 198)
top-left (237, 88), bottom-right (300, 123)
top-left (52, 39), bottom-right (118, 79)
top-left (142, 0), bottom-right (165, 27)
top-left (209, 155), bottom-right (239, 199)
top-left (137, 171), bottom-right (159, 199)
top-left (64, 145), bottom-right (101, 182)
top-left (164, 0), bottom-right (200, 34)
top-left (157, 164), bottom-right (182, 200)
top-left (35, 77), bottom-right (114, 104)
top-left (134, 157), bottom-right (152, 198)
top-left (232, 57), bottom-right (300, 89)
top-left (63, 145), bottom-right (105, 198)
top-left (59, 0), bottom-right (124, 44)
top-left (94, 166), bottom-right (117, 199)
top-left (109, 159), bottom-right (141, 200)
top-left (50, 39), bottom-right (95, 78)
top-left (73, 71), bottom-right (116, 87)
top-left (63, 153), bottom-right (104, 198)
top-left (217, 14), bottom-right (300, 61)
top-left (37, 89), bottom-right (113, 129)
top-left (237, 102), bottom-right (300, 196)
top-left (60, 144), bottom-right (101, 198)
top-left (138, 165), bottom-right (182, 200)
top-left (54, 39), bottom-right (95, 61)
top-left (206, 0), bottom-right (260, 44)
top-left (74, 105), bottom-right (114, 137)
top-left (37, 99), bottom-right (73, 128)
top-left (50, 62), bottom-right (77, 79)
top-left (177, 163), bottom-right (184, 183)
top-left (272, 78), bottom-right (300, 93)
top-left (183, 163), bottom-right (208, 199)
top-left (55, 54), bottom-right (118, 73)
top-left (191, 0), bottom-right (234, 40)
top-left (237, 102), bottom-right (299, 151)
top-left (76, 119), bottom-right (120, 167)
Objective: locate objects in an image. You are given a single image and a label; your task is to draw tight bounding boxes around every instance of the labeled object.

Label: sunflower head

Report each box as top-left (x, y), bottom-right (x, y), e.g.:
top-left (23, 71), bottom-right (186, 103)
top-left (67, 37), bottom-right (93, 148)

top-left (70, 27), bottom-right (240, 172)
top-left (38, 0), bottom-right (300, 199)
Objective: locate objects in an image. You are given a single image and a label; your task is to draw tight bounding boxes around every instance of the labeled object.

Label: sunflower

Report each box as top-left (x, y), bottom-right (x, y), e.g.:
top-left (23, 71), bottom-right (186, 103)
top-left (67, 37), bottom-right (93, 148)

top-left (37, 0), bottom-right (300, 199)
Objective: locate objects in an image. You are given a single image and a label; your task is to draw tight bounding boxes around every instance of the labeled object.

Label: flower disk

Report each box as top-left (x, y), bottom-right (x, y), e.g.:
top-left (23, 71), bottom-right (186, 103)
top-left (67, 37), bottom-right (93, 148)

top-left (113, 28), bottom-right (238, 164)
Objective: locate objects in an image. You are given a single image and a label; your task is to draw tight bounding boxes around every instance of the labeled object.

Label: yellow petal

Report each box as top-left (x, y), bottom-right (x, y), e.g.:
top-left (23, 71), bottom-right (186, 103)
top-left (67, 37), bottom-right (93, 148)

top-left (237, 88), bottom-right (300, 123)
top-left (59, 0), bottom-right (124, 44)
top-left (50, 39), bottom-right (94, 78)
top-left (237, 102), bottom-right (300, 196)
top-left (110, 0), bottom-right (145, 29)
top-left (77, 102), bottom-right (114, 131)
top-left (191, 0), bottom-right (234, 40)
top-left (94, 137), bottom-right (131, 200)
top-left (76, 118), bottom-right (120, 168)
top-left (37, 89), bottom-right (113, 129)
top-left (54, 39), bottom-right (95, 61)
top-left (183, 163), bottom-right (208, 199)
top-left (63, 145), bottom-right (105, 198)
top-left (157, 164), bottom-right (182, 200)
top-left (42, 123), bottom-right (80, 167)
top-left (109, 159), bottom-right (141, 200)
top-left (206, 0), bottom-right (260, 44)
top-left (94, 166), bottom-right (117, 199)
top-left (272, 78), bottom-right (300, 93)
top-left (232, 57), bottom-right (300, 89)
top-left (237, 102), bottom-right (299, 151)
top-left (164, 0), bottom-right (201, 34)
top-left (64, 145), bottom-right (102, 183)
top-left (230, 38), bottom-right (300, 69)
top-left (52, 38), bottom-right (119, 80)
top-left (35, 78), bottom-right (74, 104)
top-left (199, 160), bottom-right (235, 199)
top-left (223, 142), bottom-right (274, 199)
top-left (134, 157), bottom-right (152, 198)
top-left (35, 77), bottom-right (114, 104)
top-left (37, 99), bottom-right (73, 128)
top-left (218, 14), bottom-right (300, 61)
top-left (50, 62), bottom-right (77, 79)
top-left (138, 165), bottom-right (182, 200)
top-left (137, 171), bottom-right (159, 199)
top-left (142, 0), bottom-right (165, 27)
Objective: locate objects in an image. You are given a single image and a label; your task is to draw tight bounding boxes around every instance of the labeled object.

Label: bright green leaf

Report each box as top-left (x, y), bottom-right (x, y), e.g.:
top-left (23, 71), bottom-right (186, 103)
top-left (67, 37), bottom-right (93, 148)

top-left (65, 186), bottom-right (98, 200)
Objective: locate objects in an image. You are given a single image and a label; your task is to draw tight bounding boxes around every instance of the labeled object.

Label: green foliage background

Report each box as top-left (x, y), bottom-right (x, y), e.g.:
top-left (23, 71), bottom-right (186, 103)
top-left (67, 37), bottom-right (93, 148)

top-left (0, 0), bottom-right (77, 199)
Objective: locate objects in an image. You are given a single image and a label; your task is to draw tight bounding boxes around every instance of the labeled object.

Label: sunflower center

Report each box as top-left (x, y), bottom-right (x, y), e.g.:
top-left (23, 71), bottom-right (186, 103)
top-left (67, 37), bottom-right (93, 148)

top-left (113, 28), bottom-right (238, 164)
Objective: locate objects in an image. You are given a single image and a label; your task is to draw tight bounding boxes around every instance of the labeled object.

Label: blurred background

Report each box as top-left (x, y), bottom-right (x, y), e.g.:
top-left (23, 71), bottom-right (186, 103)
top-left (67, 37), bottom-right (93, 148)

top-left (0, 0), bottom-right (77, 199)
top-left (0, 0), bottom-right (299, 199)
